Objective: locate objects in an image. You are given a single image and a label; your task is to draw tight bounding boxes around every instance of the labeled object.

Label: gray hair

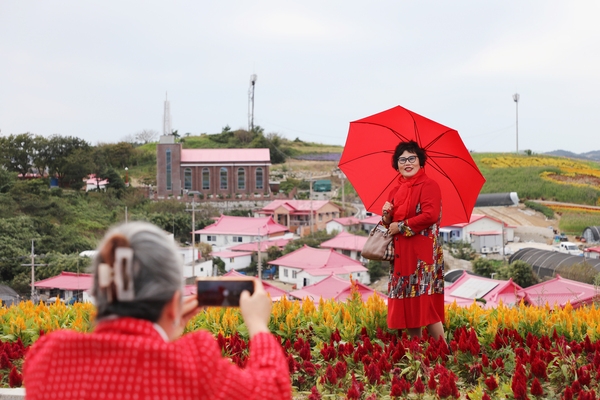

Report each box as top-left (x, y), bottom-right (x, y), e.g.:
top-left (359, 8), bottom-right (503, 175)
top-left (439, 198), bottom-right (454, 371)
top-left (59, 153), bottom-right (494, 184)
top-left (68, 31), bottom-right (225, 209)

top-left (91, 221), bottom-right (184, 322)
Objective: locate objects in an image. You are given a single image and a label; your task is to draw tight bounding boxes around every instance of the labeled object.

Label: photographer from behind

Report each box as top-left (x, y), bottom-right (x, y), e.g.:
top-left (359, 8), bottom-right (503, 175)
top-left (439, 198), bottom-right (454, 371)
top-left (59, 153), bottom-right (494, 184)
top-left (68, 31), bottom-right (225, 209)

top-left (23, 221), bottom-right (291, 400)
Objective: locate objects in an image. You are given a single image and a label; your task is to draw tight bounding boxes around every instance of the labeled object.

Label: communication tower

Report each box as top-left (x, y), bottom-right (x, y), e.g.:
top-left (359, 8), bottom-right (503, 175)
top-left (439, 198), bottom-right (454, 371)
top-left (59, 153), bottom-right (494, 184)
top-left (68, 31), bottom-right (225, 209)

top-left (248, 74), bottom-right (257, 132)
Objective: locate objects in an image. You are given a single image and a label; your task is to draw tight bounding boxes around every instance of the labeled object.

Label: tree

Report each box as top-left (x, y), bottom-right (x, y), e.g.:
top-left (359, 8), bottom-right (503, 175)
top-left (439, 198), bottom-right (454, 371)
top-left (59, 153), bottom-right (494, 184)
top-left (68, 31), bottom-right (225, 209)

top-left (45, 135), bottom-right (91, 187)
top-left (135, 129), bottom-right (159, 144)
top-left (0, 133), bottom-right (36, 177)
top-left (498, 260), bottom-right (539, 288)
top-left (367, 260), bottom-right (388, 284)
top-left (472, 258), bottom-right (497, 278)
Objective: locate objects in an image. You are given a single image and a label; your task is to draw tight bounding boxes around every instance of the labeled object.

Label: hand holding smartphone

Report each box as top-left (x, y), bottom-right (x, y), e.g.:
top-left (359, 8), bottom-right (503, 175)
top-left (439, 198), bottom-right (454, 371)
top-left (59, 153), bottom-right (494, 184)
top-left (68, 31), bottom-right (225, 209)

top-left (196, 277), bottom-right (255, 307)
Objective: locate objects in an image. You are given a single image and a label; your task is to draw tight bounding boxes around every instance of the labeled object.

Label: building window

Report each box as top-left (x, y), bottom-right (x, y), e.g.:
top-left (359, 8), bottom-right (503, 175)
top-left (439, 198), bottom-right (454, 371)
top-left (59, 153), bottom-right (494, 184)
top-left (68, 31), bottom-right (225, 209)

top-left (237, 168), bottom-right (245, 190)
top-left (284, 269), bottom-right (288, 278)
top-left (220, 167), bottom-right (228, 190)
top-left (202, 168), bottom-right (210, 190)
top-left (230, 258), bottom-right (234, 263)
top-left (292, 271), bottom-right (298, 279)
top-left (206, 235), bottom-right (216, 242)
top-left (184, 168), bottom-right (192, 191)
top-left (232, 236), bottom-right (242, 243)
top-left (166, 149), bottom-right (172, 190)
top-left (256, 168), bottom-right (263, 190)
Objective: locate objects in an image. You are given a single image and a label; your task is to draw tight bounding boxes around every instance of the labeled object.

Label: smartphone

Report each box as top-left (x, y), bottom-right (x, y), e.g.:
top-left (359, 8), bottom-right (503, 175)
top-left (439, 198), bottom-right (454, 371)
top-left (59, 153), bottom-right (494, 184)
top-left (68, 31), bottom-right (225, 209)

top-left (196, 277), bottom-right (255, 307)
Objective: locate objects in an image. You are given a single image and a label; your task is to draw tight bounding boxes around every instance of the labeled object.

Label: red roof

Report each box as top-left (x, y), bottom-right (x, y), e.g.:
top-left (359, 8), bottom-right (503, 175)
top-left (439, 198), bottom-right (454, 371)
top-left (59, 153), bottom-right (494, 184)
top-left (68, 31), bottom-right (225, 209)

top-left (330, 217), bottom-right (361, 226)
top-left (517, 274), bottom-right (599, 309)
top-left (180, 148), bottom-right (270, 163)
top-left (261, 200), bottom-right (338, 214)
top-left (268, 245), bottom-right (367, 276)
top-left (289, 274), bottom-right (386, 303)
top-left (224, 270), bottom-right (288, 300)
top-left (229, 238), bottom-right (291, 252)
top-left (320, 231), bottom-right (368, 252)
top-left (193, 215), bottom-right (288, 236)
top-left (212, 251), bottom-right (253, 258)
top-left (584, 246), bottom-right (600, 254)
top-left (34, 272), bottom-right (93, 291)
top-left (361, 214), bottom-right (382, 225)
top-left (445, 271), bottom-right (522, 309)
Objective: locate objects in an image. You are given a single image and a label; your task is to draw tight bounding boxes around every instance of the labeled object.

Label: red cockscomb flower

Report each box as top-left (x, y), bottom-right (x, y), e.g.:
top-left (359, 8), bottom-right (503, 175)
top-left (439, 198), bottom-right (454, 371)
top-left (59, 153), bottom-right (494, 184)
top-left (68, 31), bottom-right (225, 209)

top-left (307, 386), bottom-right (321, 400)
top-left (531, 377), bottom-right (544, 397)
top-left (414, 376), bottom-right (425, 394)
top-left (484, 375), bottom-right (498, 391)
top-left (8, 367), bottom-right (22, 388)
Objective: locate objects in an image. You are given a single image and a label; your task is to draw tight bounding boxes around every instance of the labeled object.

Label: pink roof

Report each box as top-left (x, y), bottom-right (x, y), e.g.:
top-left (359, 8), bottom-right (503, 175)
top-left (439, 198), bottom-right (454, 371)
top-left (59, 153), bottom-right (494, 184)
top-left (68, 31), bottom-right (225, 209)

top-left (330, 217), bottom-right (361, 226)
top-left (320, 231), bottom-right (368, 251)
top-left (212, 251), bottom-right (253, 258)
top-left (86, 174), bottom-right (109, 185)
top-left (261, 200), bottom-right (337, 214)
top-left (229, 238), bottom-right (291, 252)
top-left (361, 214), bottom-right (383, 225)
top-left (34, 272), bottom-right (93, 291)
top-left (444, 271), bottom-right (522, 309)
top-left (289, 274), bottom-right (387, 303)
top-left (445, 214), bottom-right (487, 228)
top-left (193, 215), bottom-right (288, 236)
top-left (223, 270), bottom-right (288, 300)
top-left (584, 246), bottom-right (600, 254)
top-left (517, 274), bottom-right (599, 309)
top-left (268, 245), bottom-right (367, 276)
top-left (180, 148), bottom-right (270, 163)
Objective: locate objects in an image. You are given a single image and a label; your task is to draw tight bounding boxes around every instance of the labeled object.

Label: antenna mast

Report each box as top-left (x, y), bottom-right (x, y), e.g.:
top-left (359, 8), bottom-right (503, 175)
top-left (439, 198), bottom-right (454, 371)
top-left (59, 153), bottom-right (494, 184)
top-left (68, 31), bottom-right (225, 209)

top-left (248, 74), bottom-right (257, 132)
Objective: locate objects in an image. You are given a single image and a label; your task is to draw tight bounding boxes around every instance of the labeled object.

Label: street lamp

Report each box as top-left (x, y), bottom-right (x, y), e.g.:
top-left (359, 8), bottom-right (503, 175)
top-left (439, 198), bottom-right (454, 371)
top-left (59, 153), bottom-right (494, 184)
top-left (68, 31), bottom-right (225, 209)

top-left (512, 93), bottom-right (520, 153)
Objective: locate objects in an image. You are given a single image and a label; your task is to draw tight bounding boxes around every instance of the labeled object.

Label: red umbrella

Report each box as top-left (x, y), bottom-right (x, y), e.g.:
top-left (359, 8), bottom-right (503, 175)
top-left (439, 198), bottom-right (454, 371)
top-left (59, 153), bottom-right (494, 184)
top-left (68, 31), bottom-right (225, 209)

top-left (339, 105), bottom-right (485, 227)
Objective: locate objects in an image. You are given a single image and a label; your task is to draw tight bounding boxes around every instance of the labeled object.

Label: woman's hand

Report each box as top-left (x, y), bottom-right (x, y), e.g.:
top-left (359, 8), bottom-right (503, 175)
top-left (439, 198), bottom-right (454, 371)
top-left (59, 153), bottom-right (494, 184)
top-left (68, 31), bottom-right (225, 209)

top-left (240, 279), bottom-right (272, 338)
top-left (382, 201), bottom-right (393, 216)
top-left (387, 222), bottom-right (402, 236)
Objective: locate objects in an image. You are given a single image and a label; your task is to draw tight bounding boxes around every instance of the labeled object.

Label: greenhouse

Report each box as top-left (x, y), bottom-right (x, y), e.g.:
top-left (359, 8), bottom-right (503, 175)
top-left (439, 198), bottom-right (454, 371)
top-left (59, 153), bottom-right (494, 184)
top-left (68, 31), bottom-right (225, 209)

top-left (582, 226), bottom-right (600, 243)
top-left (508, 247), bottom-right (600, 280)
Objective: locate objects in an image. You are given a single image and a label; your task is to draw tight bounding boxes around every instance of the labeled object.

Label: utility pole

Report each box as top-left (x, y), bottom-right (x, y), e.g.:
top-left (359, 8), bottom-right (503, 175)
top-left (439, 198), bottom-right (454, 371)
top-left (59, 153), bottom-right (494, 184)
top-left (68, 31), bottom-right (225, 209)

top-left (186, 201), bottom-right (198, 278)
top-left (257, 228), bottom-right (262, 280)
top-left (513, 93), bottom-right (520, 153)
top-left (248, 74), bottom-right (257, 132)
top-left (21, 240), bottom-right (48, 301)
top-left (309, 176), bottom-right (314, 235)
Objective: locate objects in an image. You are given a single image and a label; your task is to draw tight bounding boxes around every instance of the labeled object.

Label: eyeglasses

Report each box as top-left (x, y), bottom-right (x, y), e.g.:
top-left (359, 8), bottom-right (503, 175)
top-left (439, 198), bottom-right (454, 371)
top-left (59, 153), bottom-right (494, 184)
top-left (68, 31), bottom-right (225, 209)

top-left (397, 156), bottom-right (417, 164)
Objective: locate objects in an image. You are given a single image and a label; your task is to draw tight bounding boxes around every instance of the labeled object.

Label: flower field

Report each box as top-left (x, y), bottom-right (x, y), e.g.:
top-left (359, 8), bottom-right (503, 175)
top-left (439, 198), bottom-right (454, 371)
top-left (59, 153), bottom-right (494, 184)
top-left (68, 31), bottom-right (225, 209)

top-left (2, 293), bottom-right (600, 398)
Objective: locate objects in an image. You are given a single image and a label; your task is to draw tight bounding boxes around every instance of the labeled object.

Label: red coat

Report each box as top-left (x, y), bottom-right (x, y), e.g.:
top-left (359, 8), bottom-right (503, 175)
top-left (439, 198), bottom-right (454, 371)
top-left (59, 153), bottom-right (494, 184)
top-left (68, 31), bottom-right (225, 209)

top-left (23, 317), bottom-right (292, 400)
top-left (387, 171), bottom-right (445, 329)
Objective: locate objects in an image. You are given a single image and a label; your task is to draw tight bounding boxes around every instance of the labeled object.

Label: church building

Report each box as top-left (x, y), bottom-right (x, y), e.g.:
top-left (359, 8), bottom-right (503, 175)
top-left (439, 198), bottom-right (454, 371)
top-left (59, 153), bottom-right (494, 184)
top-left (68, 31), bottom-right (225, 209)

top-left (156, 135), bottom-right (271, 198)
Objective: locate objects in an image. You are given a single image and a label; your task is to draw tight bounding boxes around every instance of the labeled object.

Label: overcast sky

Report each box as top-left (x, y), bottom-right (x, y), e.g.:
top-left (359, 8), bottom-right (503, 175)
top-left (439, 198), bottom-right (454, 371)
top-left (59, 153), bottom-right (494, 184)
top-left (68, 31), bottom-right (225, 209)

top-left (1, 1), bottom-right (599, 154)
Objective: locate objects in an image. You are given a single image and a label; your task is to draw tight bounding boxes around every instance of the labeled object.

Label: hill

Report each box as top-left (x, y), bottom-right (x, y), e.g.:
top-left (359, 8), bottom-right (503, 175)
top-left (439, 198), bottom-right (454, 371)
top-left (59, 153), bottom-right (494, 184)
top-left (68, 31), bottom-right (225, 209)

top-left (544, 149), bottom-right (600, 162)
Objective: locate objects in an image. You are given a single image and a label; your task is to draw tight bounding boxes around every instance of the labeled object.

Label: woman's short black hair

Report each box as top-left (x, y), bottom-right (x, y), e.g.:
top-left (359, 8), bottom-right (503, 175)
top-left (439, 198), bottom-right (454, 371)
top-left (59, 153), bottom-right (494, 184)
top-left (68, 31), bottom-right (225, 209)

top-left (391, 140), bottom-right (427, 171)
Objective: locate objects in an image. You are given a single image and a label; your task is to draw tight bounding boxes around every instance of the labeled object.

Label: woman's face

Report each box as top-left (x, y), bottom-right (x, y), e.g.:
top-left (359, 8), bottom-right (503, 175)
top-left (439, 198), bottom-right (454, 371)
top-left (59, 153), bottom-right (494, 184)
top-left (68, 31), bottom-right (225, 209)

top-left (397, 150), bottom-right (421, 179)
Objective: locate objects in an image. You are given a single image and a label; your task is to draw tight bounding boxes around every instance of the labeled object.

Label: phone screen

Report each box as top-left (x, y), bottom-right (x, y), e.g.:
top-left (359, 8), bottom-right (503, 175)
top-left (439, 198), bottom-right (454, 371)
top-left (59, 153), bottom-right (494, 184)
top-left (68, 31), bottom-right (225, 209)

top-left (196, 279), bottom-right (255, 307)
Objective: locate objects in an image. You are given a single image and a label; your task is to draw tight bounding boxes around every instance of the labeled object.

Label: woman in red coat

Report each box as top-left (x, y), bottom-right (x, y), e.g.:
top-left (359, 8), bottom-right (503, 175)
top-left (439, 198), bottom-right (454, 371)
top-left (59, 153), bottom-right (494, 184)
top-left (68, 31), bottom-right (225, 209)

top-left (23, 222), bottom-right (291, 400)
top-left (381, 141), bottom-right (446, 341)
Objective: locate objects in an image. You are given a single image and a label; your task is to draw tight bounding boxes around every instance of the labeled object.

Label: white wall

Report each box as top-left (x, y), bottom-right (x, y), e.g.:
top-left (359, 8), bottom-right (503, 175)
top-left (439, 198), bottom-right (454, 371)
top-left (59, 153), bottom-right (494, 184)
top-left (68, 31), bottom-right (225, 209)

top-left (462, 219), bottom-right (504, 242)
top-left (184, 259), bottom-right (214, 278)
top-left (200, 233), bottom-right (270, 248)
top-left (278, 267), bottom-right (370, 288)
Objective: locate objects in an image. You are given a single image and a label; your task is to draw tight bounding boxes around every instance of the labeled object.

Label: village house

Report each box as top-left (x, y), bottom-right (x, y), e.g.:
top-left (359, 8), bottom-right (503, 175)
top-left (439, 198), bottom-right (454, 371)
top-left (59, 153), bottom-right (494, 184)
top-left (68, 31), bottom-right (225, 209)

top-left (320, 231), bottom-right (368, 262)
top-left (440, 214), bottom-right (515, 254)
top-left (268, 245), bottom-right (369, 289)
top-left (325, 216), bottom-right (362, 234)
top-left (33, 272), bottom-right (93, 302)
top-left (257, 200), bottom-right (342, 237)
top-left (156, 135), bottom-right (271, 198)
top-left (211, 250), bottom-right (253, 272)
top-left (584, 246), bottom-right (600, 259)
top-left (444, 270), bottom-right (522, 309)
top-left (193, 215), bottom-right (289, 249)
top-left (289, 273), bottom-right (387, 304)
top-left (517, 274), bottom-right (600, 309)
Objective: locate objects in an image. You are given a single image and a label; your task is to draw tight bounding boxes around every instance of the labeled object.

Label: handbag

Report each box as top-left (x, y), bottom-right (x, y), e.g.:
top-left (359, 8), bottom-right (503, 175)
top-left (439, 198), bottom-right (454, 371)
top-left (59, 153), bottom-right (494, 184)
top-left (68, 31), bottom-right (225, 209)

top-left (362, 221), bottom-right (394, 262)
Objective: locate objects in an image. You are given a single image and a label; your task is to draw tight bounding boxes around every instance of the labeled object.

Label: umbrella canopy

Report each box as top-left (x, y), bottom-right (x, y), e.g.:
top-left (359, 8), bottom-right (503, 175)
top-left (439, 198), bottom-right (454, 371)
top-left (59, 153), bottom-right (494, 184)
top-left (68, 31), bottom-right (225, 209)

top-left (339, 105), bottom-right (485, 227)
